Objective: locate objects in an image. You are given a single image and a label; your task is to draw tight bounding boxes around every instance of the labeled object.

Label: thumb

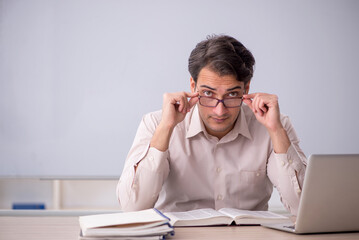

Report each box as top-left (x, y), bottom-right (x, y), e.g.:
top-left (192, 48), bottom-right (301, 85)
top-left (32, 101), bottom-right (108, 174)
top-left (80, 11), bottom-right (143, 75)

top-left (243, 98), bottom-right (254, 112)
top-left (188, 95), bottom-right (199, 110)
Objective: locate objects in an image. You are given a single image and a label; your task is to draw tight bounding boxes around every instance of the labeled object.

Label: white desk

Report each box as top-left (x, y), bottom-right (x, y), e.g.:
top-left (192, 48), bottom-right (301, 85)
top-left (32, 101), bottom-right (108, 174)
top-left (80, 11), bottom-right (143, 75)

top-left (1, 216), bottom-right (359, 240)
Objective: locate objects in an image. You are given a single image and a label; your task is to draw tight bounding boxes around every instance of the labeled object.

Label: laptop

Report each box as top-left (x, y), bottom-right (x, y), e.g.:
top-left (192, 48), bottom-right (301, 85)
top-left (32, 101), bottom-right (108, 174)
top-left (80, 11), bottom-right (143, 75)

top-left (263, 154), bottom-right (359, 234)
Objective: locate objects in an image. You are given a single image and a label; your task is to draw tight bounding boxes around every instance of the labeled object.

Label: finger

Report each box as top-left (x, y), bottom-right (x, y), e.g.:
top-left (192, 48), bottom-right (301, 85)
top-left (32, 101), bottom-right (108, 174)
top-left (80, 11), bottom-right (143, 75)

top-left (183, 92), bottom-right (199, 112)
top-left (243, 93), bottom-right (256, 99)
top-left (174, 95), bottom-right (186, 113)
top-left (180, 95), bottom-right (189, 113)
top-left (252, 95), bottom-right (259, 113)
top-left (253, 96), bottom-right (265, 116)
top-left (243, 98), bottom-right (254, 111)
top-left (175, 101), bottom-right (183, 113)
top-left (246, 93), bottom-right (259, 113)
top-left (259, 99), bottom-right (268, 113)
top-left (188, 96), bottom-right (199, 110)
top-left (254, 98), bottom-right (265, 116)
top-left (171, 92), bottom-right (199, 113)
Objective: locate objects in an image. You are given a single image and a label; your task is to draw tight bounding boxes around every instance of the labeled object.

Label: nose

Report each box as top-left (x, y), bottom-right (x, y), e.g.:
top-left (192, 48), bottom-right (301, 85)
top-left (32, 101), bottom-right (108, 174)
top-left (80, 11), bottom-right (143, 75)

top-left (213, 101), bottom-right (228, 116)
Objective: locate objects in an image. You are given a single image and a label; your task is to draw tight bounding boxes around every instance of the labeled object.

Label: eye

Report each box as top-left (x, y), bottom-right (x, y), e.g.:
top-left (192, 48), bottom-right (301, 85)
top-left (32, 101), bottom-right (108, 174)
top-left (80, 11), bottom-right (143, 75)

top-left (202, 90), bottom-right (213, 97)
top-left (227, 92), bottom-right (239, 97)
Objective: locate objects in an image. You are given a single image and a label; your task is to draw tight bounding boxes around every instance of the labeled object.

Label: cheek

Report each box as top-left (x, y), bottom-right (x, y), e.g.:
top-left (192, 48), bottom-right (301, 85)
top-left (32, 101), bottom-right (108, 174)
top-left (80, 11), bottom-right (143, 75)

top-left (198, 105), bottom-right (211, 118)
top-left (228, 108), bottom-right (240, 119)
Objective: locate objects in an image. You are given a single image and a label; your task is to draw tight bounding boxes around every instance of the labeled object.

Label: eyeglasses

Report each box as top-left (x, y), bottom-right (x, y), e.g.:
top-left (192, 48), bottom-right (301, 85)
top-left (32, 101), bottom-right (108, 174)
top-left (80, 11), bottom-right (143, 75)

top-left (198, 96), bottom-right (243, 108)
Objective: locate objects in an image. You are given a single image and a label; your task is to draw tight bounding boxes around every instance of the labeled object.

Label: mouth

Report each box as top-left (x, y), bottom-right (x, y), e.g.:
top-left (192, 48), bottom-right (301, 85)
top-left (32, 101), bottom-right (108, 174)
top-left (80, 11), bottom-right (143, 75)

top-left (211, 117), bottom-right (228, 123)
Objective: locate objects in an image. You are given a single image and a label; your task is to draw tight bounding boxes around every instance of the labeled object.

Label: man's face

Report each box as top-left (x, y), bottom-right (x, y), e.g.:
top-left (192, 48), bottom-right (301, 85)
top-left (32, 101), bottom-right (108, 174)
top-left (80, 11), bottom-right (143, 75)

top-left (191, 67), bottom-right (248, 139)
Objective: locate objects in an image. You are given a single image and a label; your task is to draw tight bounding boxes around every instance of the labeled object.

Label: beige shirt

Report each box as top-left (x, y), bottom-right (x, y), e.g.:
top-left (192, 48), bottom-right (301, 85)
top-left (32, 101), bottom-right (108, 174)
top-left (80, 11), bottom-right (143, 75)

top-left (117, 104), bottom-right (307, 215)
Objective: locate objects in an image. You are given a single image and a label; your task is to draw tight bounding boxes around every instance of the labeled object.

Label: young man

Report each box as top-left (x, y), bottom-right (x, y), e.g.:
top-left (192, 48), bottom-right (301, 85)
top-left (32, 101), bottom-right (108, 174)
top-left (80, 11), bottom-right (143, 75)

top-left (117, 35), bottom-right (307, 215)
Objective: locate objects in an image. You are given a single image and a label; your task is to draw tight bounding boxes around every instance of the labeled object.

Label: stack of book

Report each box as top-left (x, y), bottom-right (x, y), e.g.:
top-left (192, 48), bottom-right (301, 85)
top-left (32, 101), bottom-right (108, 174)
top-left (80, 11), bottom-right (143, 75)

top-left (78, 207), bottom-right (290, 239)
top-left (79, 208), bottom-right (174, 240)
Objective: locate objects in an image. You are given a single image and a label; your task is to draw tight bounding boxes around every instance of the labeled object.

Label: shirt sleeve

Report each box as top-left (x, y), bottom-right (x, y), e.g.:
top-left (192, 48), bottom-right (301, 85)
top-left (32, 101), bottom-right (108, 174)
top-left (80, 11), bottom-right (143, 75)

top-left (267, 115), bottom-right (307, 216)
top-left (116, 111), bottom-right (170, 211)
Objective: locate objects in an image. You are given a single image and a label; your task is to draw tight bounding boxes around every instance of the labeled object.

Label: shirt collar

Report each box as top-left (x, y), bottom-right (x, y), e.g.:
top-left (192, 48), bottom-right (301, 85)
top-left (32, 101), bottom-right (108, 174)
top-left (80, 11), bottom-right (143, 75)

top-left (186, 104), bottom-right (252, 141)
top-left (186, 105), bottom-right (204, 139)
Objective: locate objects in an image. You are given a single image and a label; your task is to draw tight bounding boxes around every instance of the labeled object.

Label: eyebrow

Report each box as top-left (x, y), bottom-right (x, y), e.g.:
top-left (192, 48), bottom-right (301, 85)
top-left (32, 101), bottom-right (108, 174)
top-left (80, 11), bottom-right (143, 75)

top-left (199, 85), bottom-right (242, 91)
top-left (227, 86), bottom-right (242, 91)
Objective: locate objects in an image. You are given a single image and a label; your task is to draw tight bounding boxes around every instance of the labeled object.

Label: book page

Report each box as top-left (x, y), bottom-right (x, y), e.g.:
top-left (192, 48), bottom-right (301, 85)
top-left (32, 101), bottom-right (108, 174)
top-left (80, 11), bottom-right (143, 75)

top-left (219, 208), bottom-right (287, 219)
top-left (165, 208), bottom-right (226, 221)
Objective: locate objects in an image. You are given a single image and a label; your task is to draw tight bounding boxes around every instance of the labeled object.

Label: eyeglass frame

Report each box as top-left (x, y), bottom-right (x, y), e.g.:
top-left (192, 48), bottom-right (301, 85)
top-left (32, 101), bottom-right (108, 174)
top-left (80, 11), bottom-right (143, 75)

top-left (197, 95), bottom-right (243, 108)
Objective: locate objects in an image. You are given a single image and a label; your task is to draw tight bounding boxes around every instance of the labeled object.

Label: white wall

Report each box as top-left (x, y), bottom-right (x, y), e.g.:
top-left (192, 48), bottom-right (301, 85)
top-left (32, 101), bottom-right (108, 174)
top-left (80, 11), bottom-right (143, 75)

top-left (1, 0), bottom-right (359, 210)
top-left (0, 178), bottom-right (120, 210)
top-left (0, 178), bottom-right (286, 212)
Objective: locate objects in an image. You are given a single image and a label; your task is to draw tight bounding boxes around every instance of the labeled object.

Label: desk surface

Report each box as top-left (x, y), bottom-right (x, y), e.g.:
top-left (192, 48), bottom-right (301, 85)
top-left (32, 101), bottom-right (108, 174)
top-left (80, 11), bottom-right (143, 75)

top-left (1, 216), bottom-right (359, 240)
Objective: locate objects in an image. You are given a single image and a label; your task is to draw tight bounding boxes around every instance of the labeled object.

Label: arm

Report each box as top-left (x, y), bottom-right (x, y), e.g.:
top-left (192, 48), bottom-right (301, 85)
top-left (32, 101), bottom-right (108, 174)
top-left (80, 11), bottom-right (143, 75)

top-left (149, 92), bottom-right (198, 152)
top-left (267, 115), bottom-right (307, 215)
top-left (117, 92), bottom-right (198, 211)
top-left (243, 93), bottom-right (290, 153)
top-left (243, 93), bottom-right (307, 215)
top-left (117, 112), bottom-right (169, 211)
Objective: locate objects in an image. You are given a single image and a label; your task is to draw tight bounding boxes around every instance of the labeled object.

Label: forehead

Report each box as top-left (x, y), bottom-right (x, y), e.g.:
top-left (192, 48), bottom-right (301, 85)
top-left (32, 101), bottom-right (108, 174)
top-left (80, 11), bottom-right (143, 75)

top-left (197, 67), bottom-right (244, 90)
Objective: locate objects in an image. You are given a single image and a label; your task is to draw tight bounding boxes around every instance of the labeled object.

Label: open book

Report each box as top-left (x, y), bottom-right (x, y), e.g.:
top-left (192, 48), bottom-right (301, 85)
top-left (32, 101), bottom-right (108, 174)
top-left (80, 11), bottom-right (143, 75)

top-left (164, 208), bottom-right (290, 226)
top-left (79, 209), bottom-right (173, 239)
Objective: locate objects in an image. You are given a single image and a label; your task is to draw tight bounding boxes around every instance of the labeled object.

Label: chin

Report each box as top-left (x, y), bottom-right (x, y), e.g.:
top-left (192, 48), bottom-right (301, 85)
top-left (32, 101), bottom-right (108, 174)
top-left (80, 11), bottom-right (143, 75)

top-left (207, 124), bottom-right (232, 135)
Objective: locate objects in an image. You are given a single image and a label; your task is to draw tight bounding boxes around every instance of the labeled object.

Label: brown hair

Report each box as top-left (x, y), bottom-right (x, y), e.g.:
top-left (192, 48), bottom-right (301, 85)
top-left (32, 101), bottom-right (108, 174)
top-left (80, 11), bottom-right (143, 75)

top-left (188, 35), bottom-right (255, 85)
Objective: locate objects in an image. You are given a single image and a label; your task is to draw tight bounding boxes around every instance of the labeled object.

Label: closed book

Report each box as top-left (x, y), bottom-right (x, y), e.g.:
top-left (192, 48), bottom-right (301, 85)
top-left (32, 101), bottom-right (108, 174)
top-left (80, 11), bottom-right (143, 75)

top-left (79, 208), bottom-right (173, 238)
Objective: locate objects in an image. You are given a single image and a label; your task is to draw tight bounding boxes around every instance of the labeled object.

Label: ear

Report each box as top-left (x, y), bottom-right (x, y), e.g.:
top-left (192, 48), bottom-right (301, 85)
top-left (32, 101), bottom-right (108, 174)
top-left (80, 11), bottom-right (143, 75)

top-left (244, 81), bottom-right (251, 94)
top-left (190, 77), bottom-right (196, 93)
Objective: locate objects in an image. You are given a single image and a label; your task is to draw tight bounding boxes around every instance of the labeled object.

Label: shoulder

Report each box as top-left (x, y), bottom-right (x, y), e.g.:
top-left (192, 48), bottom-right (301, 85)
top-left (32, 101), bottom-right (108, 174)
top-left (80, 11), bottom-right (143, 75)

top-left (142, 109), bottom-right (162, 123)
top-left (138, 110), bottom-right (162, 133)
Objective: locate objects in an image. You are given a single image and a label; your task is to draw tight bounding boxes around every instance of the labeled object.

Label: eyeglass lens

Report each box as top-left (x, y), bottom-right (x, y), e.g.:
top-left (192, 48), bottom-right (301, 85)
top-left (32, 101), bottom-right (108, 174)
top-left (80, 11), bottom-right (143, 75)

top-left (199, 97), bottom-right (242, 108)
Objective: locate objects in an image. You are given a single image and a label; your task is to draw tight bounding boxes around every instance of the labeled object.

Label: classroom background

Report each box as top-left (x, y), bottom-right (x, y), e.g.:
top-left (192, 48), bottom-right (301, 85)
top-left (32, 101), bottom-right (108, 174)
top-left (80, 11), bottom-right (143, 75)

top-left (1, 0), bottom-right (358, 211)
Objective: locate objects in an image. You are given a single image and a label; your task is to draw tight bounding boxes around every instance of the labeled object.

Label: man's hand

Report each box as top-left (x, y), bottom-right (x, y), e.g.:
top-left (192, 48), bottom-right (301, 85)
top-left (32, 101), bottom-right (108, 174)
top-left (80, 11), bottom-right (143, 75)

top-left (243, 93), bottom-right (290, 153)
top-left (161, 92), bottom-right (199, 130)
top-left (150, 92), bottom-right (198, 152)
top-left (242, 93), bottom-right (282, 132)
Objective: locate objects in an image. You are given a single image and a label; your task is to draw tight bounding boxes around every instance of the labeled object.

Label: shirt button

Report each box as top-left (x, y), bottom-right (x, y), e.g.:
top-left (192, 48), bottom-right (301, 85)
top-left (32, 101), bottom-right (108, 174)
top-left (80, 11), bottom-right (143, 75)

top-left (297, 189), bottom-right (302, 193)
top-left (132, 183), bottom-right (138, 189)
top-left (281, 161), bottom-right (285, 166)
top-left (256, 172), bottom-right (260, 177)
top-left (148, 156), bottom-right (154, 161)
top-left (217, 194), bottom-right (223, 200)
top-left (289, 159), bottom-right (293, 164)
top-left (216, 167), bottom-right (222, 173)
